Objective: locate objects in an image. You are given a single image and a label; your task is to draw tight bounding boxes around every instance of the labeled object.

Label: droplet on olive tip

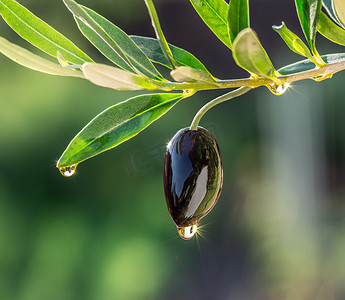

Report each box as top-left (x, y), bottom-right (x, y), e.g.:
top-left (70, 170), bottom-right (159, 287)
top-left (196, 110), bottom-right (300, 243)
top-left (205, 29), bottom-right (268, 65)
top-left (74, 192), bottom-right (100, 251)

top-left (177, 224), bottom-right (198, 240)
top-left (163, 127), bottom-right (223, 240)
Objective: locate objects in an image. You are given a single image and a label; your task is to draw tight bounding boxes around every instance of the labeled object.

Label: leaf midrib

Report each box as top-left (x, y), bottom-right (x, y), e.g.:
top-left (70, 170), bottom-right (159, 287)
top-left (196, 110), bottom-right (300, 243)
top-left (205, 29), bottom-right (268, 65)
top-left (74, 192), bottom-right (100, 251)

top-left (203, 0), bottom-right (228, 27)
top-left (193, 0), bottom-right (230, 47)
top-left (67, 94), bottom-right (182, 159)
top-left (135, 43), bottom-right (187, 66)
top-left (80, 6), bottom-right (163, 80)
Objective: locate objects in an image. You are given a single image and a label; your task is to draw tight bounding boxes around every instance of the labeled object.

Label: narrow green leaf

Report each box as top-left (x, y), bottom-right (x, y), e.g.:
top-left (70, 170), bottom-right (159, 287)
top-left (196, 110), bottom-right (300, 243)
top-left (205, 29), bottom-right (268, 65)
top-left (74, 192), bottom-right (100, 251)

top-left (317, 12), bottom-right (345, 46)
top-left (227, 0), bottom-right (249, 45)
top-left (74, 19), bottom-right (132, 73)
top-left (278, 53), bottom-right (345, 75)
top-left (333, 0), bottom-right (345, 28)
top-left (63, 0), bottom-right (131, 71)
top-left (170, 66), bottom-right (218, 84)
top-left (0, 0), bottom-right (92, 64)
top-left (0, 36), bottom-right (84, 77)
top-left (144, 0), bottom-right (178, 69)
top-left (295, 0), bottom-right (322, 53)
top-left (63, 0), bottom-right (163, 80)
top-left (78, 6), bottom-right (164, 80)
top-left (81, 63), bottom-right (157, 90)
top-left (272, 22), bottom-right (313, 59)
top-left (232, 28), bottom-right (277, 80)
top-left (130, 36), bottom-right (212, 74)
top-left (57, 93), bottom-right (185, 167)
top-left (189, 0), bottom-right (231, 49)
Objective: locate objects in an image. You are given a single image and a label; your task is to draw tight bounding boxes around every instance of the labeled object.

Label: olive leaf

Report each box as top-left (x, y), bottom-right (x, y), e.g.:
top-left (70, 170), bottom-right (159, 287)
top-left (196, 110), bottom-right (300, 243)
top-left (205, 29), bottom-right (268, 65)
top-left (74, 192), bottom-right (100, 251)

top-left (170, 66), bottom-right (218, 84)
top-left (189, 0), bottom-right (231, 49)
top-left (144, 0), bottom-right (178, 69)
top-left (62, 0), bottom-right (130, 70)
top-left (77, 6), bottom-right (164, 80)
top-left (272, 22), bottom-right (313, 59)
top-left (63, 0), bottom-right (163, 80)
top-left (317, 11), bottom-right (345, 46)
top-left (232, 28), bottom-right (278, 80)
top-left (278, 53), bottom-right (345, 75)
top-left (322, 0), bottom-right (340, 25)
top-left (57, 93), bottom-right (186, 167)
top-left (81, 63), bottom-right (157, 90)
top-left (0, 0), bottom-right (92, 64)
top-left (295, 0), bottom-right (322, 54)
top-left (333, 0), bottom-right (345, 28)
top-left (131, 36), bottom-right (212, 75)
top-left (227, 0), bottom-right (250, 45)
top-left (0, 36), bottom-right (84, 77)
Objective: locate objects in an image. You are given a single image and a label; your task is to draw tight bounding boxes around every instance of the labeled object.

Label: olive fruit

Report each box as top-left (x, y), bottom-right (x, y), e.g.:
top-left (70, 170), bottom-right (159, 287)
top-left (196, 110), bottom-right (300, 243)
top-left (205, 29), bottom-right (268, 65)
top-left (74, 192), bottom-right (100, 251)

top-left (164, 127), bottom-right (223, 240)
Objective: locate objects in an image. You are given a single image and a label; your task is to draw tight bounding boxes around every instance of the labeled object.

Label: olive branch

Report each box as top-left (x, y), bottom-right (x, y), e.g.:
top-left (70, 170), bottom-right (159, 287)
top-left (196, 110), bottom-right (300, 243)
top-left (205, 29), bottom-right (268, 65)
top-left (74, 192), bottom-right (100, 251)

top-left (1, 0), bottom-right (345, 175)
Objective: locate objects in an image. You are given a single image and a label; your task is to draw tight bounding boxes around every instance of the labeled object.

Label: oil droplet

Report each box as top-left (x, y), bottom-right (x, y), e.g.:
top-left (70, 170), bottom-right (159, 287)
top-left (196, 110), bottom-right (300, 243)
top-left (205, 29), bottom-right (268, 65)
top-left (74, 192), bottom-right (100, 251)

top-left (267, 82), bottom-right (290, 95)
top-left (59, 165), bottom-right (77, 177)
top-left (177, 224), bottom-right (198, 240)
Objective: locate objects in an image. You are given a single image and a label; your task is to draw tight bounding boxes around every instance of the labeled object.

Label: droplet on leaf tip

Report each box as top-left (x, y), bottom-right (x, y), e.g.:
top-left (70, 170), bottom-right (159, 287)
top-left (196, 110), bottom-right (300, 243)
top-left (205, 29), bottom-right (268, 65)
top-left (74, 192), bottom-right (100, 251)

top-left (59, 164), bottom-right (77, 177)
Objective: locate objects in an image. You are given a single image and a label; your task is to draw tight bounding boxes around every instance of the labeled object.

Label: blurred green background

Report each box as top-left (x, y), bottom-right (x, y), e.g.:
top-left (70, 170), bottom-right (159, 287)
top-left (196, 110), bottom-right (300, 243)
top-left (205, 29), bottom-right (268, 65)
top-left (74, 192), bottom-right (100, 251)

top-left (1, 0), bottom-right (345, 299)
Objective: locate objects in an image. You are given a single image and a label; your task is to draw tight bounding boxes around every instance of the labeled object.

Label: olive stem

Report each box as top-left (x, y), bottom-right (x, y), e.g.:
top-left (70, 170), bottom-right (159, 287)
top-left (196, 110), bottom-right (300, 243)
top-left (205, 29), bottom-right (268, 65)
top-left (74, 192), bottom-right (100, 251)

top-left (144, 0), bottom-right (178, 69)
top-left (312, 51), bottom-right (326, 68)
top-left (189, 86), bottom-right (253, 131)
top-left (150, 58), bottom-right (345, 92)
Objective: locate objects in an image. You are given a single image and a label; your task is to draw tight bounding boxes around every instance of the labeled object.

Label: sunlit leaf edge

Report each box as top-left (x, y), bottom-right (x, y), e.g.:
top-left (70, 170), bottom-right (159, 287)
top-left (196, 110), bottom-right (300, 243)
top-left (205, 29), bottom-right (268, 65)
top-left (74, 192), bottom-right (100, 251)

top-left (189, 0), bottom-right (232, 49)
top-left (78, 5), bottom-right (164, 80)
top-left (317, 11), bottom-right (345, 46)
top-left (130, 35), bottom-right (212, 75)
top-left (278, 53), bottom-right (345, 75)
top-left (295, 0), bottom-right (322, 53)
top-left (227, 0), bottom-right (250, 45)
top-left (57, 93), bottom-right (186, 167)
top-left (322, 0), bottom-right (340, 24)
top-left (0, 36), bottom-right (84, 77)
top-left (232, 28), bottom-right (277, 80)
top-left (0, 0), bottom-right (92, 64)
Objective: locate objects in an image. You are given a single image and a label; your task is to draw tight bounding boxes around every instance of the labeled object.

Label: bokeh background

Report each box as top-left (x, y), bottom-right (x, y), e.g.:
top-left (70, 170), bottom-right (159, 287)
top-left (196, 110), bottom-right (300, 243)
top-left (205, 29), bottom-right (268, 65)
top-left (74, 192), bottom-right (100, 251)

top-left (1, 0), bottom-right (345, 299)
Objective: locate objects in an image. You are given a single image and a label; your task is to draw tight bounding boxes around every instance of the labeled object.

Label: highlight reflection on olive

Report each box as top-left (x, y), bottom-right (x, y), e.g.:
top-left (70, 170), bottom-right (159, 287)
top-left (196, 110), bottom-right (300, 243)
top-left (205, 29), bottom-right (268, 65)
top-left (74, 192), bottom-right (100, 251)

top-left (163, 127), bottom-right (223, 240)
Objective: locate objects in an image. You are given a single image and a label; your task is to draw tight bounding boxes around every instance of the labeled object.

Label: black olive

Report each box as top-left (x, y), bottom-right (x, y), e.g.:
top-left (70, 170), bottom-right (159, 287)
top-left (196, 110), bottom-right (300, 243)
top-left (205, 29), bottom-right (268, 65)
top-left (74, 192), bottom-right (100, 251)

top-left (163, 127), bottom-right (223, 239)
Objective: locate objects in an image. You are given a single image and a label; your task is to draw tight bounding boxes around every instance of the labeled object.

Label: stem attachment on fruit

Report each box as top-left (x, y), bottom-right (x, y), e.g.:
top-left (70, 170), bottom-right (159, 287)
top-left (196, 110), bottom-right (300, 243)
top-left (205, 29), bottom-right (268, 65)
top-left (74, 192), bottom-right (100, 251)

top-left (189, 86), bottom-right (252, 131)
